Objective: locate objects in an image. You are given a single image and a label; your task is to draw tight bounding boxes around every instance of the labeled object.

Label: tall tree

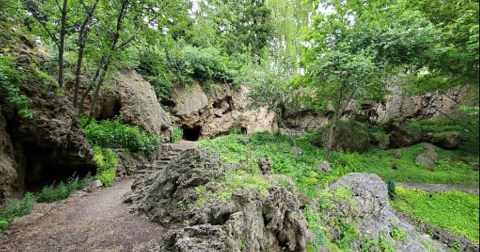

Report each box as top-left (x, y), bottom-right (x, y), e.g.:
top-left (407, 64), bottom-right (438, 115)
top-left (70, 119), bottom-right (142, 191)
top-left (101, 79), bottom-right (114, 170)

top-left (23, 0), bottom-right (70, 89)
top-left (299, 0), bottom-right (440, 158)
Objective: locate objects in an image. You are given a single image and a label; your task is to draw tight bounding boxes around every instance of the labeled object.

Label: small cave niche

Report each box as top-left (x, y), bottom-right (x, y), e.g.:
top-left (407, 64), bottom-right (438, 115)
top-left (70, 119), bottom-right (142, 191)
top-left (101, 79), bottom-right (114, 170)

top-left (97, 99), bottom-right (122, 120)
top-left (182, 125), bottom-right (202, 141)
top-left (23, 144), bottom-right (95, 191)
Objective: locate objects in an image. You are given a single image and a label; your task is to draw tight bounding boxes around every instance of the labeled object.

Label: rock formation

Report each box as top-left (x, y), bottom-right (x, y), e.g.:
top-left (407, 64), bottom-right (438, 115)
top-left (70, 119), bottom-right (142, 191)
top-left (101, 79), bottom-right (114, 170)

top-left (126, 149), bottom-right (309, 252)
top-left (323, 173), bottom-right (446, 251)
top-left (66, 70), bottom-right (172, 139)
top-left (170, 82), bottom-right (278, 139)
top-left (284, 84), bottom-right (475, 130)
top-left (0, 32), bottom-right (95, 203)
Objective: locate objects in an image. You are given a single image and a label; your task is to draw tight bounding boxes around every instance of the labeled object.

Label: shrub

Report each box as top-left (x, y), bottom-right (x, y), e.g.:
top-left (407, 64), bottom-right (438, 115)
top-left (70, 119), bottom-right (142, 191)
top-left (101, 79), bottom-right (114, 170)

top-left (0, 54), bottom-right (34, 119)
top-left (93, 146), bottom-right (118, 187)
top-left (170, 126), bottom-right (183, 143)
top-left (386, 180), bottom-right (396, 200)
top-left (0, 193), bottom-right (35, 234)
top-left (82, 116), bottom-right (162, 155)
top-left (37, 175), bottom-right (93, 203)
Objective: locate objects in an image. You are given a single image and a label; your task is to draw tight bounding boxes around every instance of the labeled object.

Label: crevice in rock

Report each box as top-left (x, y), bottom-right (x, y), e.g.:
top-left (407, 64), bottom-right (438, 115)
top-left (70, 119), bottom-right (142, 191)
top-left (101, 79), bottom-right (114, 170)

top-left (182, 125), bottom-right (201, 141)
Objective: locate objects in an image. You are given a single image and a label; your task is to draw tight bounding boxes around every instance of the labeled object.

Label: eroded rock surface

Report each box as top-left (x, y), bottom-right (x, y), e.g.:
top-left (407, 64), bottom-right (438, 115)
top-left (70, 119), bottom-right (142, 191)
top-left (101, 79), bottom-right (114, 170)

top-left (126, 149), bottom-right (309, 252)
top-left (0, 110), bottom-right (21, 203)
top-left (325, 173), bottom-right (446, 252)
top-left (69, 70), bottom-right (172, 139)
top-left (170, 82), bottom-right (278, 138)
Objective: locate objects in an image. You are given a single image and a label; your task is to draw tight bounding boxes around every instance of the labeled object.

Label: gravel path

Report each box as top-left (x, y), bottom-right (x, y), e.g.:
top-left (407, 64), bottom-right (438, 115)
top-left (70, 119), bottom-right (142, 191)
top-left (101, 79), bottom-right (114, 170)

top-left (397, 182), bottom-right (479, 195)
top-left (0, 179), bottom-right (165, 252)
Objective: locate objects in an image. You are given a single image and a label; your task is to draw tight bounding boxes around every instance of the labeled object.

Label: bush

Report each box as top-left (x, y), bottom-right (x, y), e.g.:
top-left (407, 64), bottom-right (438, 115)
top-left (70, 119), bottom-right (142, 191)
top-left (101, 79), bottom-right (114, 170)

top-left (37, 175), bottom-right (93, 203)
top-left (0, 193), bottom-right (35, 234)
top-left (93, 146), bottom-right (117, 187)
top-left (170, 126), bottom-right (183, 143)
top-left (82, 116), bottom-right (162, 155)
top-left (0, 54), bottom-right (34, 119)
top-left (386, 180), bottom-right (396, 200)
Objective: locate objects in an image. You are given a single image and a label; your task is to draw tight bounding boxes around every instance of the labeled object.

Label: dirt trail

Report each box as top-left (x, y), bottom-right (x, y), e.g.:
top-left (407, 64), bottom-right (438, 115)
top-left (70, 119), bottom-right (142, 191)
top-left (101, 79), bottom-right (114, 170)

top-left (397, 182), bottom-right (479, 195)
top-left (0, 179), bottom-right (165, 252)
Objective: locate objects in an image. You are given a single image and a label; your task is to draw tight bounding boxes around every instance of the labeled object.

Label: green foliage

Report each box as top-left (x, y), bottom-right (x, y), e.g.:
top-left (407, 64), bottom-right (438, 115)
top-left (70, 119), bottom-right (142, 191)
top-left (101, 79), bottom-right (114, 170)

top-left (170, 126), bottom-right (183, 143)
top-left (0, 54), bottom-right (34, 119)
top-left (304, 206), bottom-right (327, 248)
top-left (386, 180), bottom-right (396, 201)
top-left (390, 227), bottom-right (406, 241)
top-left (0, 193), bottom-right (35, 234)
top-left (92, 146), bottom-right (117, 187)
top-left (82, 116), bottom-right (162, 155)
top-left (37, 175), bottom-right (93, 203)
top-left (392, 187), bottom-right (479, 243)
top-left (359, 144), bottom-right (479, 185)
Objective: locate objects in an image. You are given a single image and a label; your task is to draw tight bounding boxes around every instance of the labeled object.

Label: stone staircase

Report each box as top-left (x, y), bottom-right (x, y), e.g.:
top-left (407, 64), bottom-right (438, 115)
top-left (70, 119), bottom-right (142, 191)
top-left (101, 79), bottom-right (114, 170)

top-left (137, 140), bottom-right (197, 173)
top-left (126, 141), bottom-right (197, 202)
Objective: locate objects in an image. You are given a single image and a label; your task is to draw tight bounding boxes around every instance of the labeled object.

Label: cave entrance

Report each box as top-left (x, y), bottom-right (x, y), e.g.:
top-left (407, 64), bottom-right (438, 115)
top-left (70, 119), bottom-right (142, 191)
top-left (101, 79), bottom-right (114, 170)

top-left (182, 125), bottom-right (201, 141)
top-left (23, 144), bottom-right (96, 191)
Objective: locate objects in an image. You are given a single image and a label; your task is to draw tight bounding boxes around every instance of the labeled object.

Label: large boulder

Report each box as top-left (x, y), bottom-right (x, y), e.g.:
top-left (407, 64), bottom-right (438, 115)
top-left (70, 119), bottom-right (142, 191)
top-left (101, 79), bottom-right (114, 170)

top-left (67, 70), bottom-right (172, 139)
top-left (126, 149), bottom-right (309, 252)
top-left (323, 173), bottom-right (445, 252)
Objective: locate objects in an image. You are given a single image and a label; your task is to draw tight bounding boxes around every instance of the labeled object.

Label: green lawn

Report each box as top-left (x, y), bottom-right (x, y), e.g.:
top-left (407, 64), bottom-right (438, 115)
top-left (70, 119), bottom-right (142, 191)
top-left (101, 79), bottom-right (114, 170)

top-left (392, 187), bottom-right (479, 244)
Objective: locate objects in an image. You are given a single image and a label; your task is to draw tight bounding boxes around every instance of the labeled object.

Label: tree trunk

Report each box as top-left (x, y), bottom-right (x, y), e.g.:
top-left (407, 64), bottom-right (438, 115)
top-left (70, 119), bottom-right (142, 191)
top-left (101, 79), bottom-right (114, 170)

top-left (57, 0), bottom-right (68, 89)
top-left (73, 0), bottom-right (99, 111)
top-left (325, 82), bottom-right (357, 159)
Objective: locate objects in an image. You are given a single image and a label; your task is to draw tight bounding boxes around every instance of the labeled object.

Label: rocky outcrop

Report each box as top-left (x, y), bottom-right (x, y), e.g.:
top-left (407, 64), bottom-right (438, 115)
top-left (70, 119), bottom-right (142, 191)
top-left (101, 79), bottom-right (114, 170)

top-left (284, 85), bottom-right (474, 130)
top-left (68, 70), bottom-right (172, 139)
top-left (126, 149), bottom-right (309, 252)
top-left (0, 31), bottom-right (95, 201)
top-left (323, 173), bottom-right (446, 251)
top-left (0, 109), bottom-right (22, 204)
top-left (170, 82), bottom-right (278, 139)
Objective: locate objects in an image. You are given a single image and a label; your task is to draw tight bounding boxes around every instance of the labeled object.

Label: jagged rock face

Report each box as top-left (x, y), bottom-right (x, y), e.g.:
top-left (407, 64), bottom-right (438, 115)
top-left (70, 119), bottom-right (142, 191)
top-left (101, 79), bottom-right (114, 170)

top-left (68, 70), bottom-right (172, 139)
top-left (127, 149), bottom-right (309, 252)
top-left (0, 110), bottom-right (22, 204)
top-left (326, 173), bottom-right (446, 252)
top-left (2, 78), bottom-right (96, 192)
top-left (284, 85), bottom-right (474, 130)
top-left (170, 82), bottom-right (278, 139)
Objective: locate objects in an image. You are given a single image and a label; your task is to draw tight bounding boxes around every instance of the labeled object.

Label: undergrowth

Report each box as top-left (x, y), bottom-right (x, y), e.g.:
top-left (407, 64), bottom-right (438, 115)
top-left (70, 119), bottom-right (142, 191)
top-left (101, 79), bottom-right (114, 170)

top-left (0, 54), bottom-right (34, 119)
top-left (37, 175), bottom-right (93, 203)
top-left (0, 193), bottom-right (35, 234)
top-left (392, 187), bottom-right (479, 244)
top-left (81, 116), bottom-right (162, 155)
top-left (92, 146), bottom-right (117, 187)
top-left (170, 126), bottom-right (183, 143)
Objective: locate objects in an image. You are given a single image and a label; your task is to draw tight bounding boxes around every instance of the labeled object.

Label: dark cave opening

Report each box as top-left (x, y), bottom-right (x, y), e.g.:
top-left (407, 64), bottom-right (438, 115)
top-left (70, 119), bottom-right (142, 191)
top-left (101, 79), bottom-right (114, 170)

top-left (182, 125), bottom-right (201, 141)
top-left (96, 99), bottom-right (122, 120)
top-left (23, 144), bottom-right (95, 191)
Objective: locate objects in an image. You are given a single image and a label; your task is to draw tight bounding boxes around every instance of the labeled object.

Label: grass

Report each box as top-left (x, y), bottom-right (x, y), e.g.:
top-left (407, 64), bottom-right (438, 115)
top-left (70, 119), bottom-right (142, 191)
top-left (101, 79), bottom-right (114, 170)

top-left (392, 187), bottom-right (479, 244)
top-left (37, 175), bottom-right (93, 203)
top-left (358, 144), bottom-right (479, 185)
top-left (0, 193), bottom-right (35, 233)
